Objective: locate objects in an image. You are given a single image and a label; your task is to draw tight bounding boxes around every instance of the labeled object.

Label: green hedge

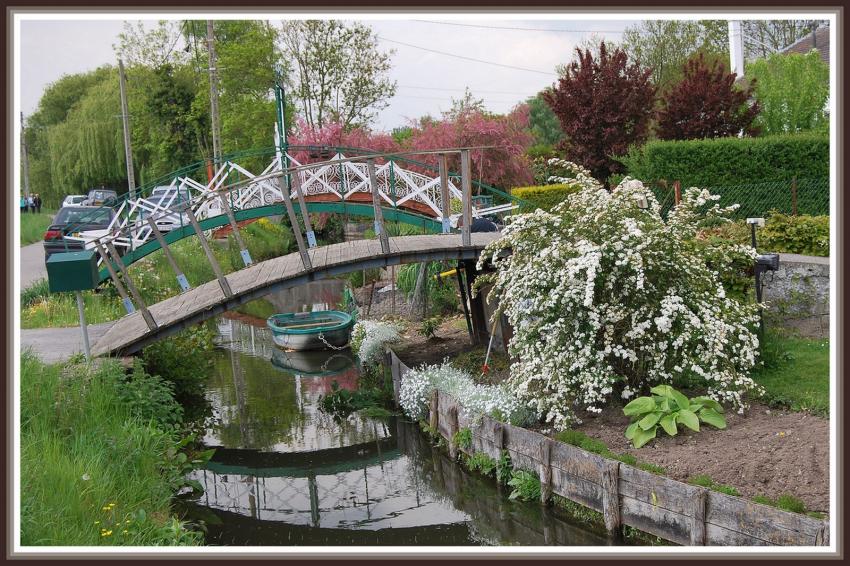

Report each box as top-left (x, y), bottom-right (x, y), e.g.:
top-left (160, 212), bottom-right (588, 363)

top-left (620, 133), bottom-right (829, 187)
top-left (512, 184), bottom-right (580, 212)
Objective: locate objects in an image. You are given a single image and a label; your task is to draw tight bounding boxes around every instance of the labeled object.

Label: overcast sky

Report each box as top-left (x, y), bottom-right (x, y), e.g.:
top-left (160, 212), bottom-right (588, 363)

top-left (19, 17), bottom-right (636, 131)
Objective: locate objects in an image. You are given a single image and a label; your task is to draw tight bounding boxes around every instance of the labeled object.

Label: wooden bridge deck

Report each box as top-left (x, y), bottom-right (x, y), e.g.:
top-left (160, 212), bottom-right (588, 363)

top-left (91, 233), bottom-right (500, 357)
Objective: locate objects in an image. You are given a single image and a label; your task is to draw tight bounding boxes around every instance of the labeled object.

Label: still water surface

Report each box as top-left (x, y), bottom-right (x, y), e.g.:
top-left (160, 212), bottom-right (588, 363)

top-left (181, 283), bottom-right (612, 546)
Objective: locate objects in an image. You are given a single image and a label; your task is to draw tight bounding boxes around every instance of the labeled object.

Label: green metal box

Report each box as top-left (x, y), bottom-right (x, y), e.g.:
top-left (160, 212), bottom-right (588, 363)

top-left (46, 250), bottom-right (99, 292)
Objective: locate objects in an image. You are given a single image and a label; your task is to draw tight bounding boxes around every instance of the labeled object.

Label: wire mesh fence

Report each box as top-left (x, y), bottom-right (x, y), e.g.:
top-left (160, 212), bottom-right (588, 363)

top-left (651, 177), bottom-right (830, 219)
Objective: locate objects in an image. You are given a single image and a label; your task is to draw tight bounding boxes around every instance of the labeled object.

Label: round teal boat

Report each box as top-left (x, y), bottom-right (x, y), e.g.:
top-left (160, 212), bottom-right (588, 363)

top-left (266, 310), bottom-right (354, 351)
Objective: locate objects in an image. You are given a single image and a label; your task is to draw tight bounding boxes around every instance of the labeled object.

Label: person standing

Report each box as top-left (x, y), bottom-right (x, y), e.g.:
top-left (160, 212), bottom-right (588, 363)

top-left (20, 195), bottom-right (26, 214)
top-left (27, 194), bottom-right (35, 213)
top-left (34, 194), bottom-right (42, 213)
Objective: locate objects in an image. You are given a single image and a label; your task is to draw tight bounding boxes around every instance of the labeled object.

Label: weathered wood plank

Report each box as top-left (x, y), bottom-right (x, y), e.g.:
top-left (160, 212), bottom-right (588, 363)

top-left (602, 460), bottom-right (621, 534)
top-left (551, 467), bottom-right (604, 512)
top-left (690, 487), bottom-right (708, 545)
top-left (620, 495), bottom-right (693, 546)
top-left (550, 442), bottom-right (606, 485)
top-left (618, 464), bottom-right (701, 517)
top-left (706, 491), bottom-right (823, 545)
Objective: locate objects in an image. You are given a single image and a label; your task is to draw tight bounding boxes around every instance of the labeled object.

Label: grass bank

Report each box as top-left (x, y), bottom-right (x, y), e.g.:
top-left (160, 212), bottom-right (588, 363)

top-left (753, 332), bottom-right (830, 416)
top-left (21, 219), bottom-right (293, 329)
top-left (20, 209), bottom-right (55, 246)
top-left (20, 352), bottom-right (203, 546)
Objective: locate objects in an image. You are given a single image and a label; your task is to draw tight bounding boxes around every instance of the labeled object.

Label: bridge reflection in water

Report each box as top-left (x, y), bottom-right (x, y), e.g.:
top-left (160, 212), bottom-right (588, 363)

top-left (181, 318), bottom-right (610, 546)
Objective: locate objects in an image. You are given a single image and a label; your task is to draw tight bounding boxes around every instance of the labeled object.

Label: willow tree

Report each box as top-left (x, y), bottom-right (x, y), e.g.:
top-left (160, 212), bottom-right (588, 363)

top-left (46, 76), bottom-right (128, 196)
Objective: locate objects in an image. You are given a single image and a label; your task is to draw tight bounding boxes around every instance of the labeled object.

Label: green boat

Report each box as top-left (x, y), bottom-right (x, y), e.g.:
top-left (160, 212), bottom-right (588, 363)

top-left (266, 310), bottom-right (354, 351)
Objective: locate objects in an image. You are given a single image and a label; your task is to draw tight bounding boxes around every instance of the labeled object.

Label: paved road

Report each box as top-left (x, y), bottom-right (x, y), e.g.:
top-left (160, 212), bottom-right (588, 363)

top-left (20, 242), bottom-right (47, 290)
top-left (21, 323), bottom-right (115, 364)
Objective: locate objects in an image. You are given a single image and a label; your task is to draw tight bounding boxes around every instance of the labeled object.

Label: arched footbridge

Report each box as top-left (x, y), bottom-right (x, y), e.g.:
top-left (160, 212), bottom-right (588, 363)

top-left (52, 146), bottom-right (511, 357)
top-left (91, 231), bottom-right (499, 357)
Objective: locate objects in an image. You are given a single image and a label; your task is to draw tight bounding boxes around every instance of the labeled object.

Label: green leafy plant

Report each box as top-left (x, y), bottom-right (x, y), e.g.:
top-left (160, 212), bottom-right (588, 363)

top-left (752, 493), bottom-right (808, 514)
top-left (464, 452), bottom-right (498, 477)
top-left (419, 317), bottom-right (440, 339)
top-left (507, 469), bottom-right (541, 501)
top-left (453, 428), bottom-right (472, 450)
top-left (623, 385), bottom-right (727, 448)
top-left (496, 450), bottom-right (513, 485)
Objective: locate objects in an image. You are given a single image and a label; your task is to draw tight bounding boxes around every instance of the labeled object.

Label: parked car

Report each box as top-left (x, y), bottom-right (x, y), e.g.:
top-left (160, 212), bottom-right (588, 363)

top-left (83, 188), bottom-right (119, 207)
top-left (43, 206), bottom-right (116, 260)
top-left (62, 194), bottom-right (87, 207)
top-left (139, 188), bottom-right (192, 233)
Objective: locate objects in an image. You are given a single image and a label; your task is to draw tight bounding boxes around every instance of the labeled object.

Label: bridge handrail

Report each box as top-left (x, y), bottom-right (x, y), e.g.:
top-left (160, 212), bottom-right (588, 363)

top-left (53, 144), bottom-right (530, 255)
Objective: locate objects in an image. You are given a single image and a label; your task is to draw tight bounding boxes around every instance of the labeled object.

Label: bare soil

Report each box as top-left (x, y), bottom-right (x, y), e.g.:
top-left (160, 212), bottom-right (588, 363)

top-left (566, 403), bottom-right (830, 512)
top-left (391, 319), bottom-right (830, 513)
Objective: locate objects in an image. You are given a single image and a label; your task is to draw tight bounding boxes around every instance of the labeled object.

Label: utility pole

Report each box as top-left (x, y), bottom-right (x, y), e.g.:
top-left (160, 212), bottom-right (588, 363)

top-left (118, 59), bottom-right (136, 199)
top-left (206, 20), bottom-right (222, 165)
top-left (20, 112), bottom-right (31, 200)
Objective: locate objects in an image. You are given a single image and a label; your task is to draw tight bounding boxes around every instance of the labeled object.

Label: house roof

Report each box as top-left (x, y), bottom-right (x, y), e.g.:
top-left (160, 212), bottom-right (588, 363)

top-left (780, 25), bottom-right (830, 66)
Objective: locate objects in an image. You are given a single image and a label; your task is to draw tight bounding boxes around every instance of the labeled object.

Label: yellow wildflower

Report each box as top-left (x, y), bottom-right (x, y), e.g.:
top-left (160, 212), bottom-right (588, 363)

top-left (94, 521), bottom-right (100, 525)
top-left (122, 530), bottom-right (129, 535)
top-left (101, 529), bottom-right (112, 537)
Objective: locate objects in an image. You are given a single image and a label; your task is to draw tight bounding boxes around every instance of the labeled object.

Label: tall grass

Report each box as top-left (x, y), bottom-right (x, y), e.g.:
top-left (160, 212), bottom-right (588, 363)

top-left (19, 352), bottom-right (202, 546)
top-left (20, 209), bottom-right (55, 246)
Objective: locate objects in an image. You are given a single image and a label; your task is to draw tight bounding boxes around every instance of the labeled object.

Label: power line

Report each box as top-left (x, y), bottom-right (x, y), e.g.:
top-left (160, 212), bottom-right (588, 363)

top-left (413, 19), bottom-right (625, 34)
top-left (398, 84), bottom-right (537, 96)
top-left (377, 36), bottom-right (558, 77)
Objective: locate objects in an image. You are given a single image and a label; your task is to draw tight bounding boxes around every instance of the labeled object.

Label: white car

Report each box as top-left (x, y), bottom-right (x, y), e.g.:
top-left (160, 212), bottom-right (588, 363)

top-left (139, 188), bottom-right (192, 232)
top-left (62, 195), bottom-right (87, 208)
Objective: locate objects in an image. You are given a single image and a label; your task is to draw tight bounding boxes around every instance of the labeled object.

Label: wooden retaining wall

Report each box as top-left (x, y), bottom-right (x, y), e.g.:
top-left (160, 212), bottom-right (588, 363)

top-left (386, 349), bottom-right (829, 547)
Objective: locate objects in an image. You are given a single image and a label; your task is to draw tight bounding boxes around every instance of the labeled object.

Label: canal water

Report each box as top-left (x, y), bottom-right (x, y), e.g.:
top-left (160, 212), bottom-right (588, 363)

top-left (180, 282), bottom-right (611, 546)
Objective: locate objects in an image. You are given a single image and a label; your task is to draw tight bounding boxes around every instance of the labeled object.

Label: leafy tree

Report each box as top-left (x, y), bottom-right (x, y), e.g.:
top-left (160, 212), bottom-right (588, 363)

top-left (280, 20), bottom-right (396, 129)
top-left (656, 53), bottom-right (761, 140)
top-left (746, 50), bottom-right (829, 135)
top-left (444, 87), bottom-right (486, 121)
top-left (408, 105), bottom-right (534, 190)
top-left (621, 20), bottom-right (728, 92)
top-left (741, 20), bottom-right (826, 60)
top-left (114, 20), bottom-right (189, 68)
top-left (525, 91), bottom-right (564, 148)
top-left (544, 42), bottom-right (655, 184)
top-left (23, 67), bottom-right (114, 204)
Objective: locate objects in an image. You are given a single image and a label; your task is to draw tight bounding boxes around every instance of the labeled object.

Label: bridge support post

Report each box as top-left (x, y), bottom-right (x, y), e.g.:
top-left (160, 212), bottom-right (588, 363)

top-left (145, 217), bottom-right (191, 291)
top-left (462, 259), bottom-right (487, 344)
top-left (367, 158), bottom-right (390, 254)
top-left (217, 189), bottom-right (253, 267)
top-left (94, 240), bottom-right (136, 315)
top-left (460, 149), bottom-right (473, 247)
top-left (438, 153), bottom-right (451, 234)
top-left (290, 170), bottom-right (317, 248)
top-left (104, 240), bottom-right (158, 331)
top-left (184, 205), bottom-right (233, 298)
top-left (279, 170), bottom-right (313, 271)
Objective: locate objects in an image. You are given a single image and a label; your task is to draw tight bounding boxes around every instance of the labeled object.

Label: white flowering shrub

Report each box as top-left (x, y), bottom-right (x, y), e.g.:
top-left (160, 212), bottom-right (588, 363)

top-left (477, 162), bottom-right (763, 429)
top-left (399, 361), bottom-right (525, 424)
top-left (350, 320), bottom-right (401, 366)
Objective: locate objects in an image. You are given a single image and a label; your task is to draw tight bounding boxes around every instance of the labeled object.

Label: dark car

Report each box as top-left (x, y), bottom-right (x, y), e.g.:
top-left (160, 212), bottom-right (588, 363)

top-left (83, 188), bottom-right (119, 207)
top-left (43, 206), bottom-right (116, 260)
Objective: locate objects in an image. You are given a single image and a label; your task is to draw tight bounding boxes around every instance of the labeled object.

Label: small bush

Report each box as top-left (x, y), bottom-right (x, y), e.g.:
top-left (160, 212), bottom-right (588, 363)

top-left (464, 452), bottom-right (497, 477)
top-left (350, 320), bottom-right (401, 366)
top-left (507, 469), bottom-right (542, 501)
top-left (142, 324), bottom-right (216, 403)
top-left (419, 317), bottom-right (440, 339)
top-left (512, 183), bottom-right (580, 213)
top-left (760, 212), bottom-right (829, 256)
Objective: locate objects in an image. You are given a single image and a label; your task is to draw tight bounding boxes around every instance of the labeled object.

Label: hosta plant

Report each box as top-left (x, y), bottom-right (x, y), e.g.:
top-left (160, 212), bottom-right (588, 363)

top-left (623, 385), bottom-right (727, 448)
top-left (477, 161), bottom-right (763, 429)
